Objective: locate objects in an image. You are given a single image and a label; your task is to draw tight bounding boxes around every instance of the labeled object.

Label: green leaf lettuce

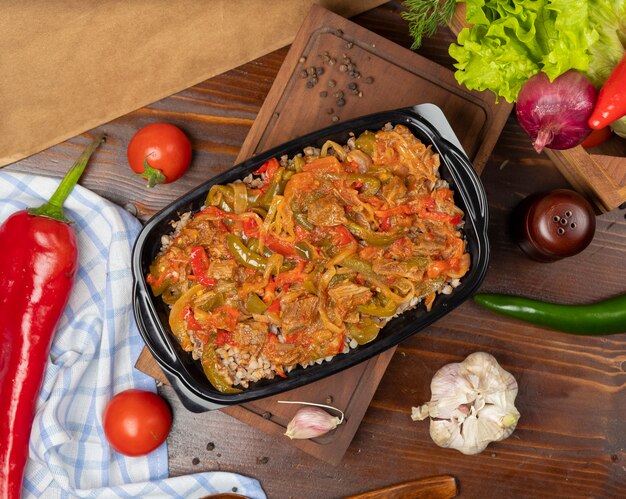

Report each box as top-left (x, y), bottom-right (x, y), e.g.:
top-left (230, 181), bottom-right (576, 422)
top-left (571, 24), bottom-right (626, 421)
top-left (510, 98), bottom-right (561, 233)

top-left (449, 0), bottom-right (611, 102)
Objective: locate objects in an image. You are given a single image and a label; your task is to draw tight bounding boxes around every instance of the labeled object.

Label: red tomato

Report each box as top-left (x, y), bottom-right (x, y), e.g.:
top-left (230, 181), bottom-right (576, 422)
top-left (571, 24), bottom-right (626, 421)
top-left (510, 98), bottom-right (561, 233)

top-left (127, 123), bottom-right (192, 187)
top-left (581, 127), bottom-right (612, 149)
top-left (102, 389), bottom-right (172, 456)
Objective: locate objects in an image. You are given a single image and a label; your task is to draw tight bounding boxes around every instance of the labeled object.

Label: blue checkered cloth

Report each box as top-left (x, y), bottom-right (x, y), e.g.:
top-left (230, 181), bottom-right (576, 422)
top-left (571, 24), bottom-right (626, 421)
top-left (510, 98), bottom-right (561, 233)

top-left (0, 172), bottom-right (266, 499)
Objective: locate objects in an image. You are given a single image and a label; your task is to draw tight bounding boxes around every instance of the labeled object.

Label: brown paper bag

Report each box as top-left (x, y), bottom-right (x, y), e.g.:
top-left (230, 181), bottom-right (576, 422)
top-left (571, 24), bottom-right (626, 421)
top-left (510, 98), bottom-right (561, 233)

top-left (0, 0), bottom-right (386, 167)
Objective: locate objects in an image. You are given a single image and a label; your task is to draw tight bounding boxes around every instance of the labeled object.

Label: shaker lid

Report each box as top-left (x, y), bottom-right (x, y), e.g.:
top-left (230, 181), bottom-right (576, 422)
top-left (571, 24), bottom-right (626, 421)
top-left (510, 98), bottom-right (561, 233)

top-left (516, 189), bottom-right (596, 262)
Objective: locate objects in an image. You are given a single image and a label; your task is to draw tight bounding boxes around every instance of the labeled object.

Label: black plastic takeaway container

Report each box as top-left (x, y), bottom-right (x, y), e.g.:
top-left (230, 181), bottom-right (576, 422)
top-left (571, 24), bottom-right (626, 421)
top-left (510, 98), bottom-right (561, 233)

top-left (131, 105), bottom-right (490, 411)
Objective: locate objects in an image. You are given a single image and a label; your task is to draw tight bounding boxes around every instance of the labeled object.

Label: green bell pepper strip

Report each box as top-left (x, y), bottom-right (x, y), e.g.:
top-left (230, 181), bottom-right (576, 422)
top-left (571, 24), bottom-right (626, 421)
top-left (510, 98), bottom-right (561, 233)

top-left (201, 345), bottom-right (241, 394)
top-left (257, 168), bottom-right (286, 209)
top-left (474, 293), bottom-right (626, 335)
top-left (294, 241), bottom-right (316, 260)
top-left (345, 222), bottom-right (402, 247)
top-left (342, 255), bottom-right (374, 275)
top-left (226, 234), bottom-right (268, 271)
top-left (358, 296), bottom-right (398, 317)
top-left (206, 185), bottom-right (235, 212)
top-left (245, 293), bottom-right (268, 314)
top-left (347, 320), bottom-right (382, 345)
top-left (199, 292), bottom-right (225, 312)
top-left (355, 130), bottom-right (376, 155)
top-left (348, 174), bottom-right (381, 198)
top-left (247, 238), bottom-right (274, 258)
top-left (288, 155), bottom-right (305, 172)
top-left (294, 212), bottom-right (314, 231)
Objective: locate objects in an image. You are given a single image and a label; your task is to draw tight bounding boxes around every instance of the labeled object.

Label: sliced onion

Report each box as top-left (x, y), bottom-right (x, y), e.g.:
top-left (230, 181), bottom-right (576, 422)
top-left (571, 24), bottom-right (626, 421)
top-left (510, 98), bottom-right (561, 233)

top-left (516, 70), bottom-right (597, 153)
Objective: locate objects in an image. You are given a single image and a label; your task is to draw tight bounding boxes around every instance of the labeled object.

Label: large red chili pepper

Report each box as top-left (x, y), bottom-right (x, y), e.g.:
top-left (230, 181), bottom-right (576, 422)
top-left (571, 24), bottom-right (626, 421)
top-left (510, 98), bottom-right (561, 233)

top-left (588, 52), bottom-right (626, 129)
top-left (0, 135), bottom-right (105, 498)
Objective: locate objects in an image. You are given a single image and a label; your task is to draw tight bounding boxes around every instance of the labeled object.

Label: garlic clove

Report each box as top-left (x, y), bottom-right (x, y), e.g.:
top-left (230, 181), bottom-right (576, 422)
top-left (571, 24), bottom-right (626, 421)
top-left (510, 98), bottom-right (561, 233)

top-left (284, 406), bottom-right (343, 440)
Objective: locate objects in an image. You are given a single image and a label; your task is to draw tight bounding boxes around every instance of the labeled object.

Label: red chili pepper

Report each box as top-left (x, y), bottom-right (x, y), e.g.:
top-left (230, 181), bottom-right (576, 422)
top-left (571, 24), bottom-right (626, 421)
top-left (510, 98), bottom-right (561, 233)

top-left (581, 126), bottom-right (613, 148)
top-left (189, 245), bottom-right (217, 287)
top-left (0, 135), bottom-right (105, 498)
top-left (589, 53), bottom-right (626, 129)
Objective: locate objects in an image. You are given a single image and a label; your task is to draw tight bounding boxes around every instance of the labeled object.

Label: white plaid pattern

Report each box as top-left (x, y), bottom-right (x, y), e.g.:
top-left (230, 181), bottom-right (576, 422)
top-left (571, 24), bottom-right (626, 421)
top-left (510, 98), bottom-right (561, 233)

top-left (1, 172), bottom-right (265, 499)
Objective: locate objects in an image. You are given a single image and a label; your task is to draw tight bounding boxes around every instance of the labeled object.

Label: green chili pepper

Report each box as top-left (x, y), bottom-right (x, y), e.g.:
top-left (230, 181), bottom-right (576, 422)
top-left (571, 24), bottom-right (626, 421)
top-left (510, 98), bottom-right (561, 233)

top-left (355, 130), bottom-right (376, 154)
top-left (201, 346), bottom-right (241, 394)
top-left (347, 319), bottom-right (382, 345)
top-left (345, 222), bottom-right (402, 247)
top-left (245, 293), bottom-right (268, 314)
top-left (358, 296), bottom-right (398, 317)
top-left (226, 234), bottom-right (268, 270)
top-left (474, 293), bottom-right (626, 335)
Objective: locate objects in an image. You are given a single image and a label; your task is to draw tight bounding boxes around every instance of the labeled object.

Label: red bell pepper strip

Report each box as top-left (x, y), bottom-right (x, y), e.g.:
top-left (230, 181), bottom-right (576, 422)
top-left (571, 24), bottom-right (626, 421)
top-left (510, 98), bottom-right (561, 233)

top-left (214, 329), bottom-right (232, 346)
top-left (589, 53), bottom-right (626, 129)
top-left (189, 245), bottom-right (217, 287)
top-left (254, 158), bottom-right (280, 193)
top-left (0, 134), bottom-right (105, 499)
top-left (327, 225), bottom-right (356, 247)
top-left (253, 157), bottom-right (279, 175)
top-left (183, 306), bottom-right (205, 331)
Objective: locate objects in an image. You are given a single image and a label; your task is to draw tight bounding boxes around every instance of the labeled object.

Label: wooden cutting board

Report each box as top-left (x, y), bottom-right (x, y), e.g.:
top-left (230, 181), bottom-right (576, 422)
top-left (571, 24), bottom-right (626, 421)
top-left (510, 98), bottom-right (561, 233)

top-left (136, 5), bottom-right (512, 465)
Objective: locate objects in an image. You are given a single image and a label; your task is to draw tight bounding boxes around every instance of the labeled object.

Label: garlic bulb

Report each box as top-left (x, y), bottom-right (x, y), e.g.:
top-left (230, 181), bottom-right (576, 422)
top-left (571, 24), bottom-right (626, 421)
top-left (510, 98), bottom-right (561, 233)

top-left (279, 401), bottom-right (345, 439)
top-left (411, 352), bottom-right (520, 455)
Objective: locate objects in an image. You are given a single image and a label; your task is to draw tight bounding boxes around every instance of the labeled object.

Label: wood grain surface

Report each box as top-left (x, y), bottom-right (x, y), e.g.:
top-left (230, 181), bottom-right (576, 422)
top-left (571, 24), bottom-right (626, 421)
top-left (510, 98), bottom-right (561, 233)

top-left (5, 2), bottom-right (626, 498)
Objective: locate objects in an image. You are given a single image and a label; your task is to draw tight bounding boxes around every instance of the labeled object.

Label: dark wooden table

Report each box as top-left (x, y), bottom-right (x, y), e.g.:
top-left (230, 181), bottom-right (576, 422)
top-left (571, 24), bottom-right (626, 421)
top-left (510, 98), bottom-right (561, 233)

top-left (7, 2), bottom-right (626, 498)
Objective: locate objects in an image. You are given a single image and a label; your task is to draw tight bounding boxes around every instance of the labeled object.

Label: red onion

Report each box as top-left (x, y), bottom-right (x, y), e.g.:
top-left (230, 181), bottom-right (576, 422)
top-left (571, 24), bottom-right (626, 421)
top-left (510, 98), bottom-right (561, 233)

top-left (516, 70), bottom-right (597, 153)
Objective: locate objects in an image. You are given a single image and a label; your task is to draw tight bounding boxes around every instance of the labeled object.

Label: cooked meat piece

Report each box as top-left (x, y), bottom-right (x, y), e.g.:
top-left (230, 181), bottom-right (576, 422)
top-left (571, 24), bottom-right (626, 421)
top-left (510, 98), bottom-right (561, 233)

top-left (381, 175), bottom-right (407, 202)
top-left (232, 265), bottom-right (251, 284)
top-left (208, 259), bottom-right (237, 280)
top-left (262, 340), bottom-right (302, 366)
top-left (232, 320), bottom-right (268, 347)
top-left (410, 231), bottom-right (447, 256)
top-left (281, 295), bottom-right (320, 334)
top-left (372, 258), bottom-right (426, 281)
top-left (305, 195), bottom-right (347, 227)
top-left (328, 281), bottom-right (372, 316)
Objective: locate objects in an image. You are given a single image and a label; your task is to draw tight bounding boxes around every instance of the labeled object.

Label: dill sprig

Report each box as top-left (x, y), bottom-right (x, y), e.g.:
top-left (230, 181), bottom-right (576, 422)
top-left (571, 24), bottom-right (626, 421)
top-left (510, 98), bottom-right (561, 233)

top-left (402, 0), bottom-right (458, 50)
